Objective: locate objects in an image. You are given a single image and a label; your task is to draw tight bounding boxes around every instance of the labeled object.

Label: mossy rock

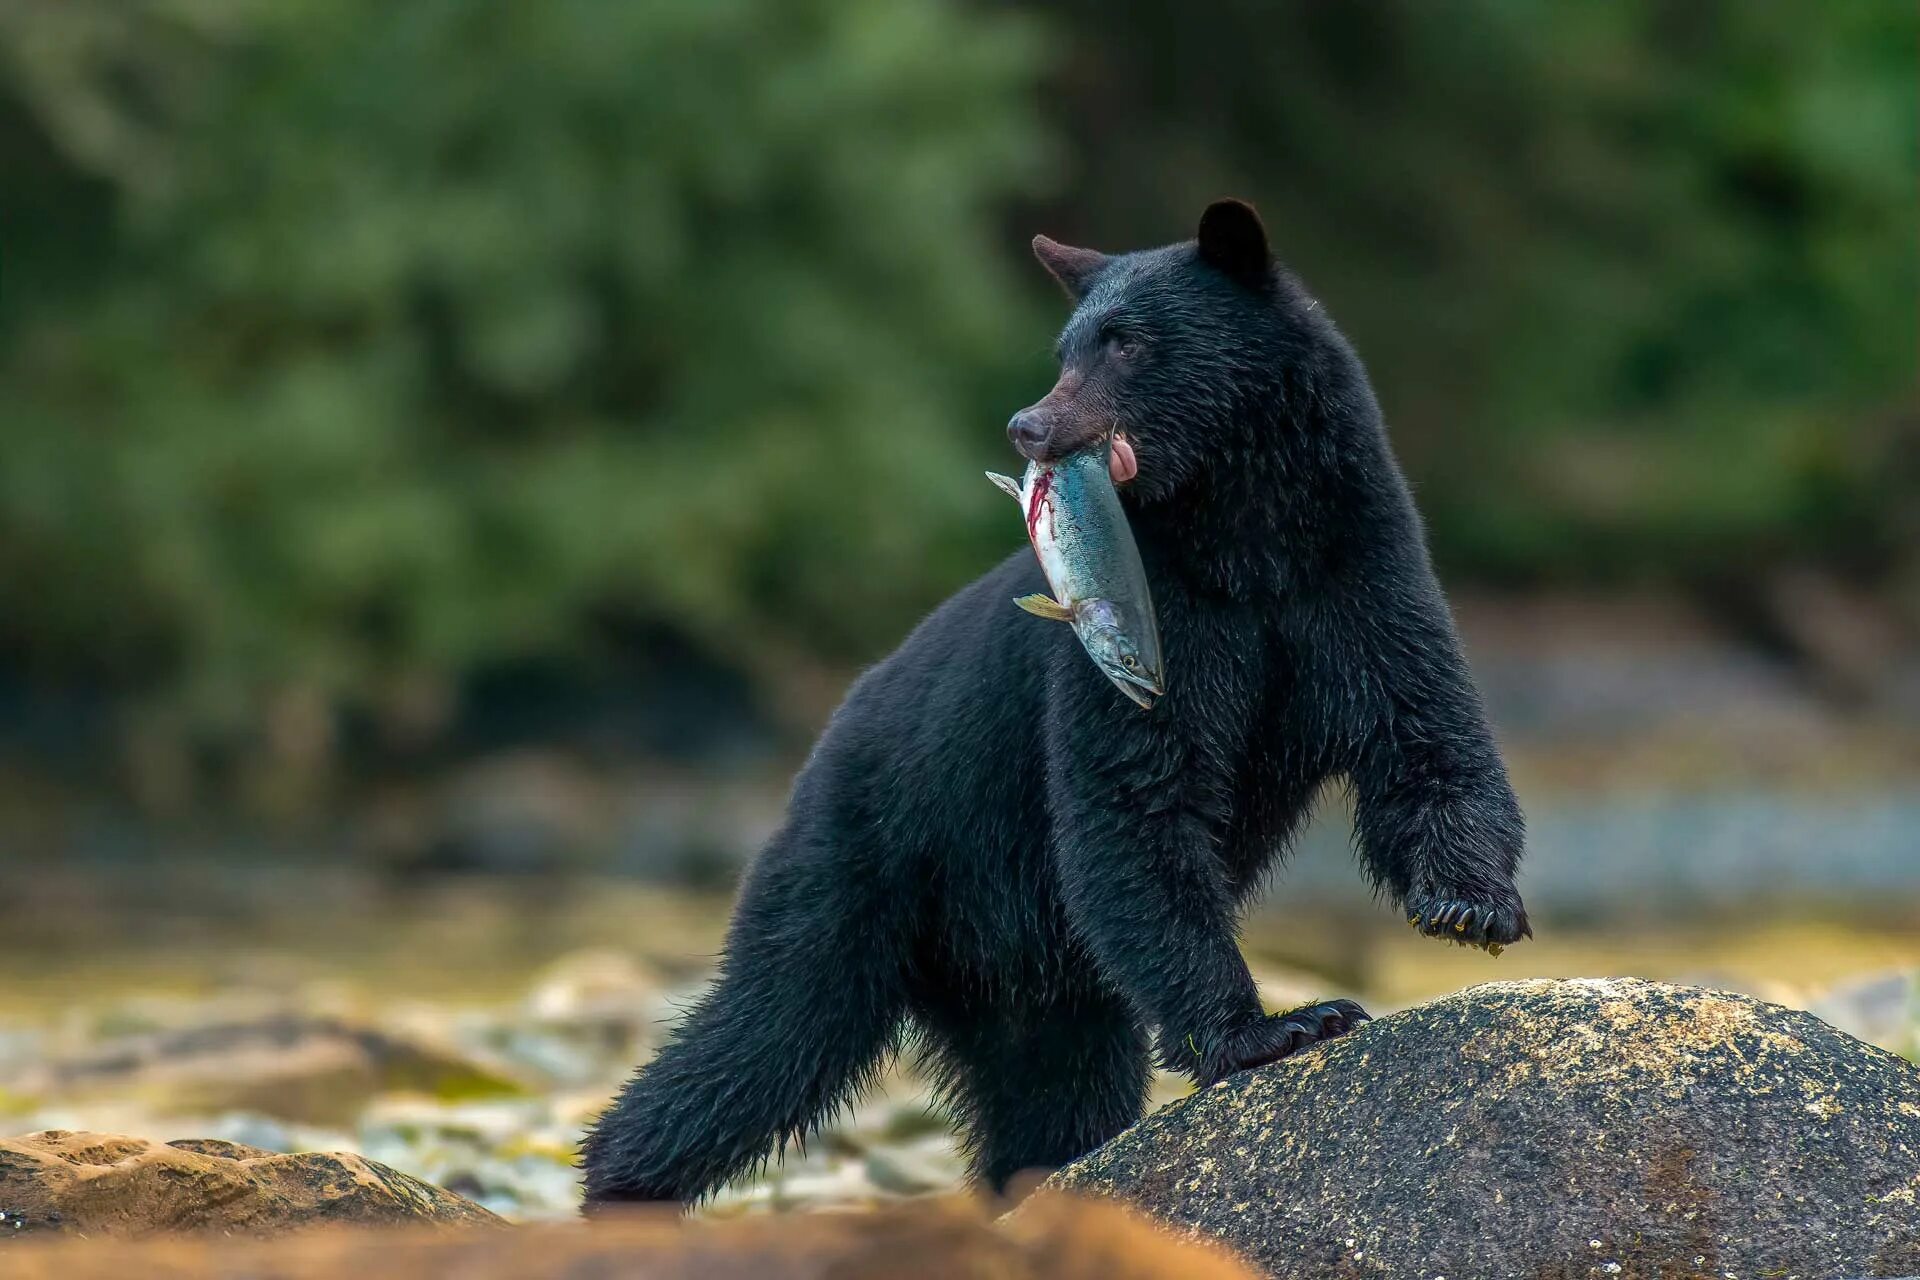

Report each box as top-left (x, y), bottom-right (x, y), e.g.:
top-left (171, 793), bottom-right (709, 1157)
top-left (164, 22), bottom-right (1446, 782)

top-left (1045, 978), bottom-right (1920, 1279)
top-left (0, 1130), bottom-right (501, 1237)
top-left (9, 1015), bottom-right (530, 1126)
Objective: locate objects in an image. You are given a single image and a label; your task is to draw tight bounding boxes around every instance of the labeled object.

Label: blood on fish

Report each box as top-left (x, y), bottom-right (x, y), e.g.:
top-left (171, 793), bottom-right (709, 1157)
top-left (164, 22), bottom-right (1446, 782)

top-left (1025, 468), bottom-right (1054, 542)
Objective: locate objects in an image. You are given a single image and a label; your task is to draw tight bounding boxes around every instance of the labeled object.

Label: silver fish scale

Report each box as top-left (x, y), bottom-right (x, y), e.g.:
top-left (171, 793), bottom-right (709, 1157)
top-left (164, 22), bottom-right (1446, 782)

top-left (1040, 451), bottom-right (1143, 611)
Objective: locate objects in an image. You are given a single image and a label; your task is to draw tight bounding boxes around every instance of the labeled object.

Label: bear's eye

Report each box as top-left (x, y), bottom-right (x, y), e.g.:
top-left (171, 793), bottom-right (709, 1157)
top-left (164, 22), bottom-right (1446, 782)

top-left (1108, 335), bottom-right (1140, 361)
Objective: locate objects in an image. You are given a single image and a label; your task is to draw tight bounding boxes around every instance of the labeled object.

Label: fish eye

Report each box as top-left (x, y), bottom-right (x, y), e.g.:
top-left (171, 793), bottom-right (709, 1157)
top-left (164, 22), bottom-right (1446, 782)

top-left (1121, 654), bottom-right (1139, 670)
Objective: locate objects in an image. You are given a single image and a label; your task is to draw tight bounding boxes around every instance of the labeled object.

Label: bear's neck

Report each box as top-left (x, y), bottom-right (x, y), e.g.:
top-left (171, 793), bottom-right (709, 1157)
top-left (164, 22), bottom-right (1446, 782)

top-left (1130, 459), bottom-right (1285, 600)
top-left (1134, 401), bottom-right (1377, 603)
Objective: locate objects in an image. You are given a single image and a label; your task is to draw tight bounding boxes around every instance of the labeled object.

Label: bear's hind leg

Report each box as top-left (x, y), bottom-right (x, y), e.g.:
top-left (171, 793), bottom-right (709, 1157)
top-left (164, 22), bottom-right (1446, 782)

top-left (580, 831), bottom-right (908, 1207)
top-left (920, 989), bottom-right (1149, 1197)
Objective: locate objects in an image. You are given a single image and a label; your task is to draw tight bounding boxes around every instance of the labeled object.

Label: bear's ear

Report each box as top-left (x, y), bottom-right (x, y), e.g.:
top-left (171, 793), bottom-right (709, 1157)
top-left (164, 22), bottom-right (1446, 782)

top-left (1197, 198), bottom-right (1271, 288)
top-left (1032, 234), bottom-right (1108, 302)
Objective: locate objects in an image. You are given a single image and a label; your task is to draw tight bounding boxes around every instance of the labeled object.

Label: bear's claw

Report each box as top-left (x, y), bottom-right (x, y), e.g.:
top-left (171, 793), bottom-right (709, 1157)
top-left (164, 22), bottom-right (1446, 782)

top-left (1405, 892), bottom-right (1531, 952)
top-left (1196, 998), bottom-right (1371, 1087)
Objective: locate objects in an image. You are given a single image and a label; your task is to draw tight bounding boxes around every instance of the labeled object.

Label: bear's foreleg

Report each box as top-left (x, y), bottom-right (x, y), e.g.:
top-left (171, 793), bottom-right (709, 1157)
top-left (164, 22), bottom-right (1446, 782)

top-left (1349, 702), bottom-right (1530, 950)
top-left (1045, 716), bottom-right (1367, 1084)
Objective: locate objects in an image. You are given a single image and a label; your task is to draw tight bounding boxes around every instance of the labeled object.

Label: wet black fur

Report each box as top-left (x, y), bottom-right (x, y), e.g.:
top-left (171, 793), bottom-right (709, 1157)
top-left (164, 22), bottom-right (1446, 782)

top-left (580, 201), bottom-right (1527, 1207)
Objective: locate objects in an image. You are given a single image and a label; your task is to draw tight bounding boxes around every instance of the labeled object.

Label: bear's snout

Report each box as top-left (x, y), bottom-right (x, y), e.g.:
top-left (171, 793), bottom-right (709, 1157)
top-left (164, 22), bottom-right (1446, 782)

top-left (1006, 406), bottom-right (1052, 458)
top-left (1008, 372), bottom-right (1108, 464)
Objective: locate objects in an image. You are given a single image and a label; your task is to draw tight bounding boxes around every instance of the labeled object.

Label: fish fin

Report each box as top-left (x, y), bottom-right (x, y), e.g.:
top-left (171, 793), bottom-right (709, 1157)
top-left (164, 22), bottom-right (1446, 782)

top-left (1013, 593), bottom-right (1074, 622)
top-left (985, 472), bottom-right (1023, 503)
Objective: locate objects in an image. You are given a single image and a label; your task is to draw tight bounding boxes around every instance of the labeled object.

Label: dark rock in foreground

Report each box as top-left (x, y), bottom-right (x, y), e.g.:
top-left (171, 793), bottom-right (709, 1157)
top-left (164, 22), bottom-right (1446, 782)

top-left (0, 1194), bottom-right (1255, 1279)
top-left (1045, 978), bottom-right (1920, 1279)
top-left (0, 1131), bottom-right (500, 1237)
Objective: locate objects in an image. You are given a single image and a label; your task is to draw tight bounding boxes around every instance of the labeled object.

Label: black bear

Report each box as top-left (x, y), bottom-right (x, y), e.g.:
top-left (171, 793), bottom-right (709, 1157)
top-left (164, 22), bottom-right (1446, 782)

top-left (580, 199), bottom-right (1528, 1208)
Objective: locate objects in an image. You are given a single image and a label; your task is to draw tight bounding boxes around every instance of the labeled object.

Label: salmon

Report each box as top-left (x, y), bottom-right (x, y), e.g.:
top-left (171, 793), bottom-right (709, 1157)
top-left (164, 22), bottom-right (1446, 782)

top-left (987, 438), bottom-right (1164, 709)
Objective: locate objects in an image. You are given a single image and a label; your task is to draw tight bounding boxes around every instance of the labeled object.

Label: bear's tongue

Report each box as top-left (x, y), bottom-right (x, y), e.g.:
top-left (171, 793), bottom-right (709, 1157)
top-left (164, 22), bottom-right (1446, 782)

top-left (1109, 435), bottom-right (1138, 485)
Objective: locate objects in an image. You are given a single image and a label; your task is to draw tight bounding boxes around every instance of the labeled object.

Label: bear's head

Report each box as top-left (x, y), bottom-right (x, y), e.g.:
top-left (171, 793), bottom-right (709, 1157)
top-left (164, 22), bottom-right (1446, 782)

top-left (1009, 199), bottom-right (1317, 507)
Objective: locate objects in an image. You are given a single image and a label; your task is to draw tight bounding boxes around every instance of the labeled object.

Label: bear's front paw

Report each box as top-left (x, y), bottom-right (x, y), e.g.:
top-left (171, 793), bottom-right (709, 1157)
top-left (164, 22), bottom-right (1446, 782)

top-left (1194, 999), bottom-right (1370, 1088)
top-left (1404, 888), bottom-right (1531, 953)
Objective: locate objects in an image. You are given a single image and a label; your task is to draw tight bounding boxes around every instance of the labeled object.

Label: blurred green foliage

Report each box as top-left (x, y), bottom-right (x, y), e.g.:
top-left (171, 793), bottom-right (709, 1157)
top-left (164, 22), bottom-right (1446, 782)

top-left (0, 1), bottom-right (1913, 755)
top-left (0, 0), bottom-right (1045, 737)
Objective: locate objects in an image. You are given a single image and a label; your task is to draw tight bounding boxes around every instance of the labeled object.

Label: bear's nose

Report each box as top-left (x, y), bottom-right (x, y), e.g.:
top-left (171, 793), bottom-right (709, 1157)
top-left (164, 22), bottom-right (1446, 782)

top-left (1007, 408), bottom-right (1050, 459)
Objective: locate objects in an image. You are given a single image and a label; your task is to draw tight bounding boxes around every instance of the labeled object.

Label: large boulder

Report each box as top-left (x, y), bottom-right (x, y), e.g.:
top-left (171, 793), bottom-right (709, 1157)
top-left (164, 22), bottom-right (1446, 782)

top-left (1045, 978), bottom-right (1920, 1279)
top-left (0, 1130), bottom-right (500, 1237)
